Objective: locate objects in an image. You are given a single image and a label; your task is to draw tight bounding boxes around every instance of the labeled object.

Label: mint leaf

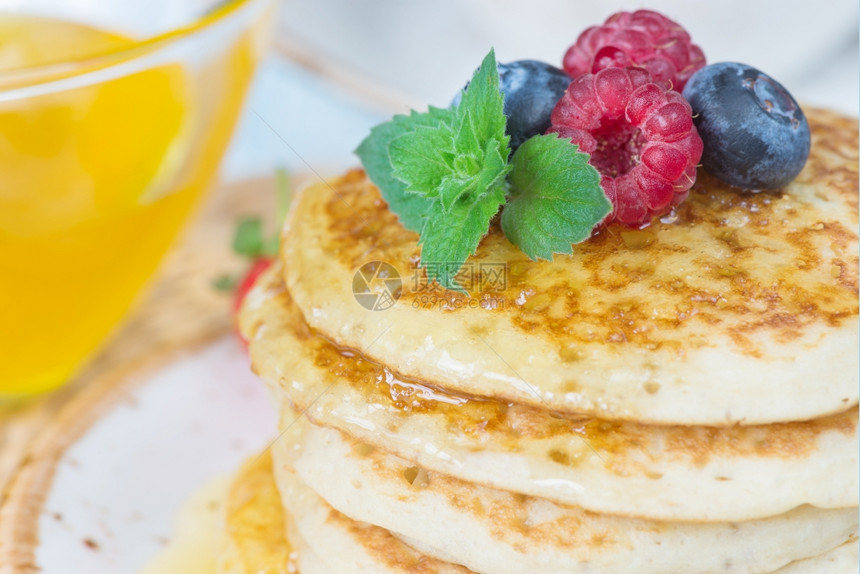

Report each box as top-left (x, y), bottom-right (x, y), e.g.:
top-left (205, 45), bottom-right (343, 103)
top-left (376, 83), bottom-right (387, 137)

top-left (232, 217), bottom-right (265, 258)
top-left (419, 183), bottom-right (506, 290)
top-left (232, 168), bottom-right (292, 259)
top-left (211, 273), bottom-right (238, 292)
top-left (355, 107), bottom-right (450, 232)
top-left (501, 135), bottom-right (610, 260)
top-left (456, 53), bottom-right (508, 152)
top-left (388, 111), bottom-right (510, 214)
top-left (389, 121), bottom-right (459, 207)
top-left (355, 49), bottom-right (511, 290)
top-left (356, 51), bottom-right (610, 287)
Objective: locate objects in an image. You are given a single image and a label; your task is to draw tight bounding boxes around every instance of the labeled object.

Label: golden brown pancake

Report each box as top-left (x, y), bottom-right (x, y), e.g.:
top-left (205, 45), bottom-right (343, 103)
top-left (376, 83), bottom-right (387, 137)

top-left (271, 407), bottom-right (857, 574)
top-left (217, 451), bottom-right (293, 574)
top-left (241, 263), bottom-right (858, 521)
top-left (209, 444), bottom-right (856, 574)
top-left (232, 108), bottom-right (860, 573)
top-left (280, 109), bottom-right (858, 425)
top-left (208, 443), bottom-right (856, 574)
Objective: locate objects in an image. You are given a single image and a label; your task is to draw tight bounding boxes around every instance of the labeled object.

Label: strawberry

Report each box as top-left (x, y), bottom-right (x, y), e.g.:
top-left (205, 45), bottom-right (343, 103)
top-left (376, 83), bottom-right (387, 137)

top-left (232, 257), bottom-right (274, 314)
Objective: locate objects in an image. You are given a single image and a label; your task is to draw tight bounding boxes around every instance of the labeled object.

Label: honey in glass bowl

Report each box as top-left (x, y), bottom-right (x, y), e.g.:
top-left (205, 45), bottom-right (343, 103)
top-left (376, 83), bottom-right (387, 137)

top-left (0, 0), bottom-right (274, 398)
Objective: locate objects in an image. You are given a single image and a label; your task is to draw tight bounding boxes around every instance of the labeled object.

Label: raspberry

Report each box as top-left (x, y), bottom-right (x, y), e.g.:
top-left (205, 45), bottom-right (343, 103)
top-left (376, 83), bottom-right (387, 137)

top-left (548, 67), bottom-right (703, 226)
top-left (563, 10), bottom-right (705, 92)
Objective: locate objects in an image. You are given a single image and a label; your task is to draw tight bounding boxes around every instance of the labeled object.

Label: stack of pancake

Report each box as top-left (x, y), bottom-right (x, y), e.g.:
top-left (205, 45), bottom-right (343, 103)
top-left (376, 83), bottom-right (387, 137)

top-left (232, 108), bottom-right (859, 573)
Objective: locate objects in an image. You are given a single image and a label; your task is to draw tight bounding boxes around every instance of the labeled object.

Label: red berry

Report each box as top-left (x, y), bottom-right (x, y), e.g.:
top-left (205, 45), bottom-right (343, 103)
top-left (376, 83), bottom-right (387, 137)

top-left (563, 10), bottom-right (705, 92)
top-left (233, 258), bottom-right (274, 347)
top-left (548, 67), bottom-right (703, 226)
top-left (233, 258), bottom-right (273, 313)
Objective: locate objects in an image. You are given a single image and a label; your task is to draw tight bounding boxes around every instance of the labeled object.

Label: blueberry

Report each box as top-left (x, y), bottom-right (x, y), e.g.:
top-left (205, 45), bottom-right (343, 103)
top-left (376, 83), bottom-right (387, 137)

top-left (682, 62), bottom-right (810, 190)
top-left (453, 60), bottom-right (571, 152)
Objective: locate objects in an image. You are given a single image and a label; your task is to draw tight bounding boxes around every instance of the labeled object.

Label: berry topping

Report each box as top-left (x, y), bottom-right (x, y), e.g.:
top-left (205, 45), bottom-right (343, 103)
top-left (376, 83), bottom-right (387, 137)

top-left (563, 9), bottom-right (705, 92)
top-left (453, 59), bottom-right (571, 152)
top-left (215, 168), bottom-right (291, 345)
top-left (233, 257), bottom-right (273, 315)
top-left (682, 62), bottom-right (810, 190)
top-left (549, 67), bottom-right (703, 226)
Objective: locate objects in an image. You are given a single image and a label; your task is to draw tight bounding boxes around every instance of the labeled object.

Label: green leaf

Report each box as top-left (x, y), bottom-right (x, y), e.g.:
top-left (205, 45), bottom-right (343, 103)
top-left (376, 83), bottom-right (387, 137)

top-left (389, 121), bottom-right (459, 207)
top-left (355, 48), bottom-right (511, 289)
top-left (211, 273), bottom-right (238, 292)
top-left (232, 217), bottom-right (265, 258)
top-left (456, 51), bottom-right (508, 155)
top-left (355, 107), bottom-right (450, 232)
top-left (419, 183), bottom-right (506, 291)
top-left (501, 135), bottom-right (611, 260)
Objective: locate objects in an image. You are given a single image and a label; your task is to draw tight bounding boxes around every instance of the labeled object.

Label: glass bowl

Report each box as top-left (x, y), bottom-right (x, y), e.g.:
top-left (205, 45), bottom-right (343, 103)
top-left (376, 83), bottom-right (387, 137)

top-left (0, 0), bottom-right (275, 399)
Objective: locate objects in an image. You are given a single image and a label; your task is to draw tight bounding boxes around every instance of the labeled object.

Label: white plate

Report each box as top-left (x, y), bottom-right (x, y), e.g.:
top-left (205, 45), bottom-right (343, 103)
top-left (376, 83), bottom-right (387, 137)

top-left (32, 336), bottom-right (275, 573)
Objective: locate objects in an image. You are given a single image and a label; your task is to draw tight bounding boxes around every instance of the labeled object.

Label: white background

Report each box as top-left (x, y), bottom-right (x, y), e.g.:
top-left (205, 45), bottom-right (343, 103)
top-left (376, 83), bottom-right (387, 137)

top-left (221, 0), bottom-right (859, 182)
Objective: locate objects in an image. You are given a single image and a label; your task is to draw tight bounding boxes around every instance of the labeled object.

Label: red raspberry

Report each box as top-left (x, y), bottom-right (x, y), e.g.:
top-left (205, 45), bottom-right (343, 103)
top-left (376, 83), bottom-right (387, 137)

top-left (548, 67), bottom-right (703, 226)
top-left (563, 10), bottom-right (705, 92)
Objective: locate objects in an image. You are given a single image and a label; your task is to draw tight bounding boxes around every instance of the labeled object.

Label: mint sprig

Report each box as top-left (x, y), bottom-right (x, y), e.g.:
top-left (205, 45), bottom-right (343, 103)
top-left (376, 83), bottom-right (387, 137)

top-left (355, 108), bottom-right (451, 233)
top-left (232, 167), bottom-right (292, 259)
top-left (357, 49), bottom-right (509, 290)
top-left (356, 49), bottom-right (609, 291)
top-left (213, 167), bottom-right (292, 293)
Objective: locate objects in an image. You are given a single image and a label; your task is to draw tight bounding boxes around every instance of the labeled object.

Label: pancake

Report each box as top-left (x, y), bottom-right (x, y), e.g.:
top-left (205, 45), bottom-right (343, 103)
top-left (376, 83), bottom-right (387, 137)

top-left (217, 450), bottom-right (293, 574)
top-left (278, 479), bottom-right (857, 574)
top-left (270, 440), bottom-right (474, 574)
top-left (284, 521), bottom-right (333, 574)
top-left (232, 106), bottom-right (859, 573)
top-left (777, 538), bottom-right (859, 573)
top-left (212, 446), bottom-right (857, 574)
top-left (241, 263), bottom-right (858, 521)
top-left (279, 108), bottom-right (858, 425)
top-left (271, 410), bottom-right (857, 574)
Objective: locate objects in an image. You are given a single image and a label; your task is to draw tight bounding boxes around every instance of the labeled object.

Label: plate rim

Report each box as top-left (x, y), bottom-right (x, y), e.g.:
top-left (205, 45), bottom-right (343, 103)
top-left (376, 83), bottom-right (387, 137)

top-left (0, 331), bottom-right (225, 574)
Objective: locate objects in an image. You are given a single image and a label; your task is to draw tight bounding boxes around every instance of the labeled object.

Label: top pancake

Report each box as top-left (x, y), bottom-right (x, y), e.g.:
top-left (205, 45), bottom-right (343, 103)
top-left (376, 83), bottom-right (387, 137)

top-left (281, 108), bottom-right (859, 425)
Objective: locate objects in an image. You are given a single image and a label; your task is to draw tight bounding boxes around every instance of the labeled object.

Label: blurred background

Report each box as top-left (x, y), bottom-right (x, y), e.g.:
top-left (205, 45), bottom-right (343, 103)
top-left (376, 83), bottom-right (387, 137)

top-left (223, 0), bottom-right (859, 182)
